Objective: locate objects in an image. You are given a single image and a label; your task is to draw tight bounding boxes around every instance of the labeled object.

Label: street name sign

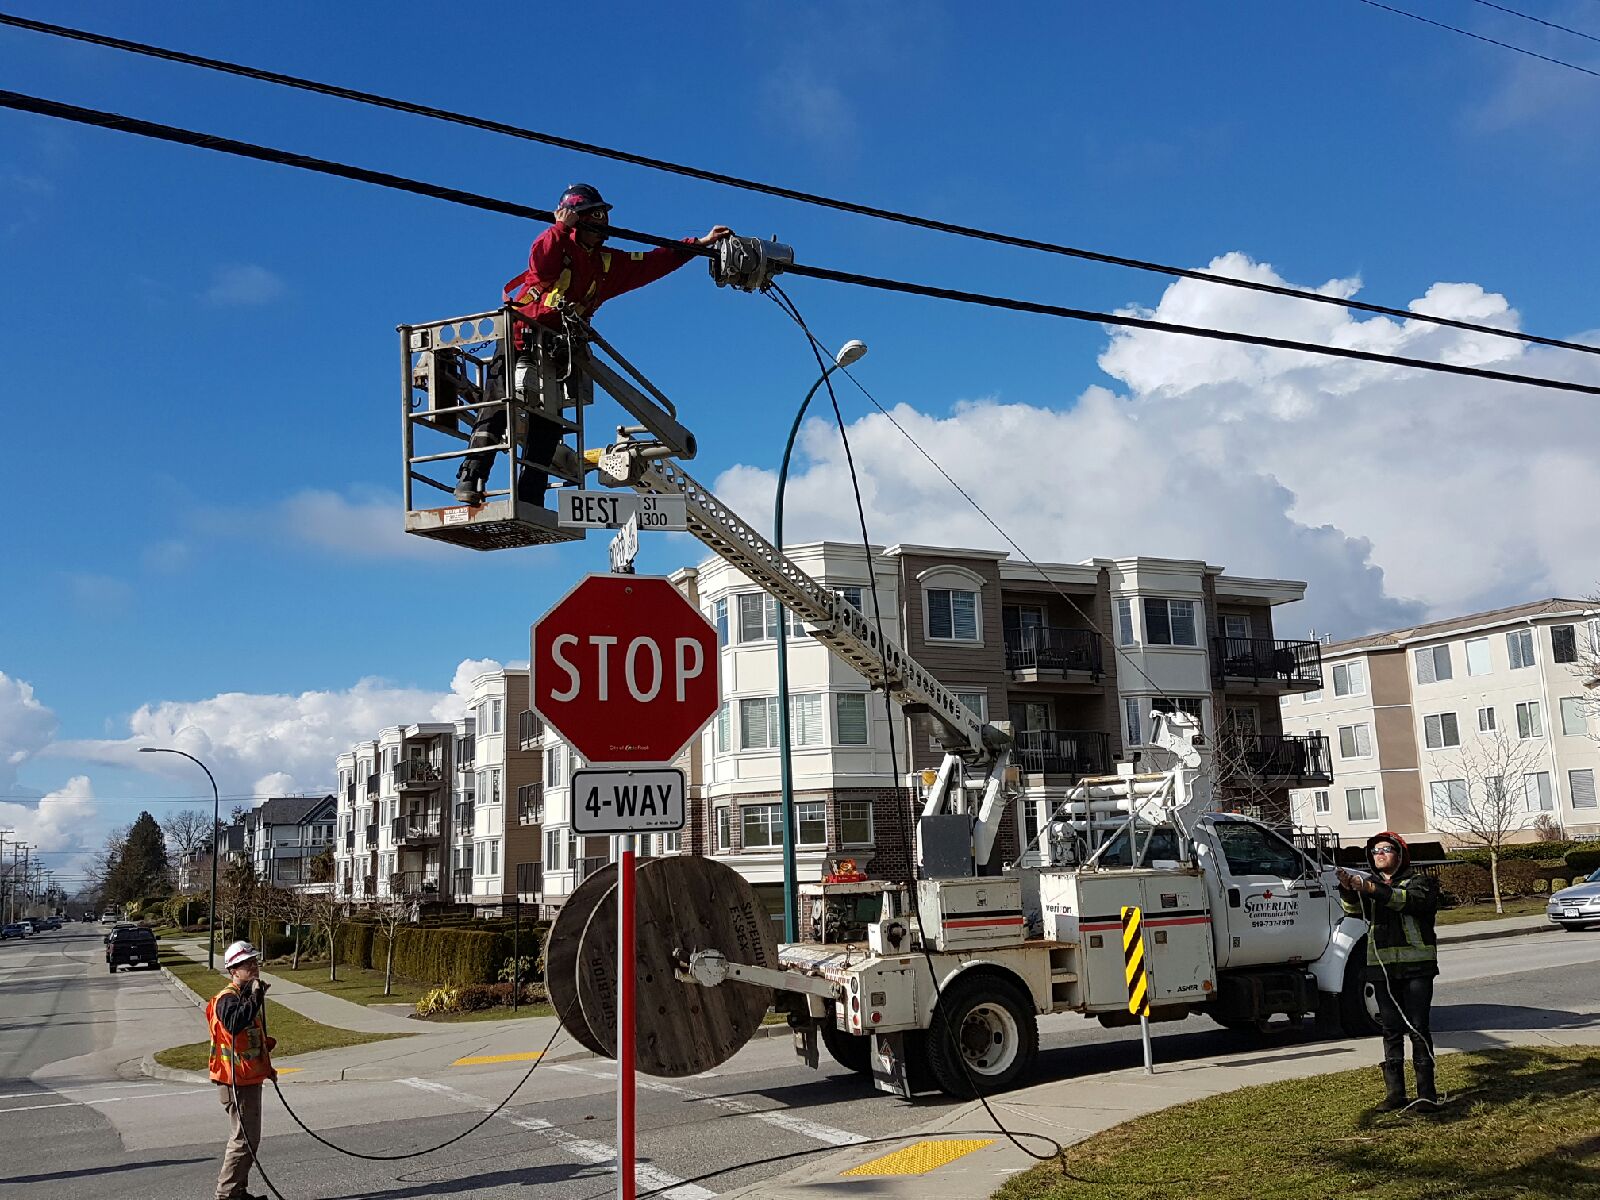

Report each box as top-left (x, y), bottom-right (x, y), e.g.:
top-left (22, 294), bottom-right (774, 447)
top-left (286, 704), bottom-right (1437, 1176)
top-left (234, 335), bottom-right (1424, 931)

top-left (557, 490), bottom-right (688, 531)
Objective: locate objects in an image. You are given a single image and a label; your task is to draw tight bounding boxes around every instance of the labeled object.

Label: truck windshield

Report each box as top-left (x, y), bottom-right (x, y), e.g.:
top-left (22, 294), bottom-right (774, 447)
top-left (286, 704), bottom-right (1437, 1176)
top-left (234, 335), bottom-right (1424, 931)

top-left (1212, 822), bottom-right (1304, 878)
top-left (1097, 825), bottom-right (1183, 868)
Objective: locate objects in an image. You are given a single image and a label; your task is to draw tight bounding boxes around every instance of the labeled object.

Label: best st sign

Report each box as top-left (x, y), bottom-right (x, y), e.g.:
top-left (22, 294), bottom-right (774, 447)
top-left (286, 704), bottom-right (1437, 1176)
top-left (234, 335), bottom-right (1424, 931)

top-left (530, 574), bottom-right (719, 765)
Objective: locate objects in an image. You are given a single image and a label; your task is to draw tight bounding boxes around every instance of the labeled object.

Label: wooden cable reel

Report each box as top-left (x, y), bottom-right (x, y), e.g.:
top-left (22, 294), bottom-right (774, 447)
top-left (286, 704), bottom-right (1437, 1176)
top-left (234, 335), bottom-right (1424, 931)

top-left (547, 856), bottom-right (778, 1077)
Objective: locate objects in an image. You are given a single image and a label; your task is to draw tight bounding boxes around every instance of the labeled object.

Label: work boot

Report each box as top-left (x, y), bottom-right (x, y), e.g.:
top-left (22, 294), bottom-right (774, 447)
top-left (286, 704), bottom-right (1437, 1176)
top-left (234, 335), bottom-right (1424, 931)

top-left (1375, 1061), bottom-right (1409, 1111)
top-left (1413, 1060), bottom-right (1441, 1112)
top-left (453, 469), bottom-right (485, 506)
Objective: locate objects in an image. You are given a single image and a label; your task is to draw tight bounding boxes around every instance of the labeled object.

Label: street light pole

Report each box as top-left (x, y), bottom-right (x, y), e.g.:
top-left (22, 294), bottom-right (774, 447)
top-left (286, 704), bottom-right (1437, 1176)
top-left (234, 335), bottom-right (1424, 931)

top-left (775, 340), bottom-right (868, 943)
top-left (140, 747), bottom-right (221, 968)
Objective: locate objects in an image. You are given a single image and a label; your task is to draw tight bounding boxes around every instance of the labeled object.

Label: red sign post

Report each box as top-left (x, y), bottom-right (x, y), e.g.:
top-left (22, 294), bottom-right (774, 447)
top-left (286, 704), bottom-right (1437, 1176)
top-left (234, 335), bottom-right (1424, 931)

top-left (531, 574), bottom-right (718, 1200)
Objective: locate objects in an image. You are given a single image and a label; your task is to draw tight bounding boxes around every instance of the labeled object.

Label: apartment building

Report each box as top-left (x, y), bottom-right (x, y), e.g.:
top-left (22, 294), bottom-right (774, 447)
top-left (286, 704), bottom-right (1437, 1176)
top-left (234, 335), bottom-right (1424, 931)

top-left (529, 543), bottom-right (1327, 926)
top-left (331, 667), bottom-right (545, 913)
top-left (1280, 599), bottom-right (1600, 845)
top-left (240, 795), bottom-right (336, 891)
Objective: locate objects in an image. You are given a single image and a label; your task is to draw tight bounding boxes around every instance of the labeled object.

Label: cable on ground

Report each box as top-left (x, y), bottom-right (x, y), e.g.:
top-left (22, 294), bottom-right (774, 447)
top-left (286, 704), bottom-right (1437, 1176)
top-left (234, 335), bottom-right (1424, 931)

top-left (3, 88), bottom-right (1598, 399)
top-left (2, 10), bottom-right (1594, 360)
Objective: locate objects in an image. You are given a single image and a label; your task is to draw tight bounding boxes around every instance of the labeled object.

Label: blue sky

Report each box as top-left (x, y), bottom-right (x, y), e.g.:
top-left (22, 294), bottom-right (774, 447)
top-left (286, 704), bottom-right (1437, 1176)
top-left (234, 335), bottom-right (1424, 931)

top-left (4, 0), bottom-right (1600, 882)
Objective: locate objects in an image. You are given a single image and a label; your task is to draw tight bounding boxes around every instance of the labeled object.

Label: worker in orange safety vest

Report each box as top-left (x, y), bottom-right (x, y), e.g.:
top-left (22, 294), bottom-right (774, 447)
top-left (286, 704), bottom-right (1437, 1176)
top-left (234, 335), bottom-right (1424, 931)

top-left (453, 182), bottom-right (733, 505)
top-left (207, 940), bottom-right (277, 1200)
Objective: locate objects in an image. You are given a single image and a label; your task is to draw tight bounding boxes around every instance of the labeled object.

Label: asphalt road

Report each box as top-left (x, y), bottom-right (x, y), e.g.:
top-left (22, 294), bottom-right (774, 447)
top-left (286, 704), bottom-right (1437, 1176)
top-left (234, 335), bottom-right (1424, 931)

top-left (3, 923), bottom-right (1597, 1200)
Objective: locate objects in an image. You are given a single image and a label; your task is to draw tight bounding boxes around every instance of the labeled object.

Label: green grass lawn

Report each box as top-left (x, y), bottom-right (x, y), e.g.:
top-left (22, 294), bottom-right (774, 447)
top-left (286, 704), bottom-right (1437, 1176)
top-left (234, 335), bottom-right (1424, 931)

top-left (1435, 895), bottom-right (1550, 925)
top-left (154, 950), bottom-right (410, 1071)
top-left (267, 961), bottom-right (435, 1007)
top-left (995, 1047), bottom-right (1600, 1200)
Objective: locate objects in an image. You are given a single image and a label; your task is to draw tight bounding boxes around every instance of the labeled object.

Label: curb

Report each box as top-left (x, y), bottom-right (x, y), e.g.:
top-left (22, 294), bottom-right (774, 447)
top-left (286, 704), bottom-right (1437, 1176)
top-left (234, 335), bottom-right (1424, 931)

top-left (140, 1053), bottom-right (208, 1085)
top-left (1438, 921), bottom-right (1555, 945)
top-left (161, 963), bottom-right (209, 1008)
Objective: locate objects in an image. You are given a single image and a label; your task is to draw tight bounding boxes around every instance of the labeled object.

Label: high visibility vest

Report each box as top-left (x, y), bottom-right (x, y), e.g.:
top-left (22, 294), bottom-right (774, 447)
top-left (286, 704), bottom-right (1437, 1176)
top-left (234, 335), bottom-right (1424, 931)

top-left (503, 249), bottom-right (614, 321)
top-left (206, 983), bottom-right (276, 1086)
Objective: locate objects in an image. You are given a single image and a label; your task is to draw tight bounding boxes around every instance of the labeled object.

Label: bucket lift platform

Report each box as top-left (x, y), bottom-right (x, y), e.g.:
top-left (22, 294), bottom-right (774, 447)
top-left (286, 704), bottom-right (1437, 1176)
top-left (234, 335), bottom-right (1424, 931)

top-left (400, 308), bottom-right (699, 551)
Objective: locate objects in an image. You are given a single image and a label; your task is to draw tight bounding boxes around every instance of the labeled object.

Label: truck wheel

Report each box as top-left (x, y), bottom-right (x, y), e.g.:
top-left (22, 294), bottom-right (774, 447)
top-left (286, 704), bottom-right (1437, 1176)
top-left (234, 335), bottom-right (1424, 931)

top-left (819, 1015), bottom-right (872, 1076)
top-left (926, 976), bottom-right (1037, 1098)
top-left (1338, 939), bottom-right (1381, 1037)
top-left (108, 964), bottom-right (117, 975)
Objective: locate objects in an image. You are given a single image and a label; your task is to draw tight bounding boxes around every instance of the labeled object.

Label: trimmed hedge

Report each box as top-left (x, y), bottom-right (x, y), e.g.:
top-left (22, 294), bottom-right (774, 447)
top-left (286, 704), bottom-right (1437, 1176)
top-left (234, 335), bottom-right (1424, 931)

top-left (1439, 863), bottom-right (1492, 904)
top-left (1567, 848), bottom-right (1600, 876)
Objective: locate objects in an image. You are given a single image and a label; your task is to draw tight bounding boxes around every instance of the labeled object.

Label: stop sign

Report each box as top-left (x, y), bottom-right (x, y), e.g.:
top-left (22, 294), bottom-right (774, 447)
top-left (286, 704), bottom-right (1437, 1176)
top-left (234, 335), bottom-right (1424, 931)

top-left (531, 574), bottom-right (719, 765)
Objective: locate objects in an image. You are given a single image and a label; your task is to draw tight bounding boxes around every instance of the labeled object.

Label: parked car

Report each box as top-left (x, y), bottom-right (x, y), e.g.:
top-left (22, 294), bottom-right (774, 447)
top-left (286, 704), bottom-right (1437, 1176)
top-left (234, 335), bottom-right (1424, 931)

top-left (106, 925), bottom-right (159, 972)
top-left (1548, 868), bottom-right (1600, 932)
top-left (17, 920), bottom-right (35, 937)
top-left (0, 923), bottom-right (23, 940)
top-left (99, 911), bottom-right (117, 925)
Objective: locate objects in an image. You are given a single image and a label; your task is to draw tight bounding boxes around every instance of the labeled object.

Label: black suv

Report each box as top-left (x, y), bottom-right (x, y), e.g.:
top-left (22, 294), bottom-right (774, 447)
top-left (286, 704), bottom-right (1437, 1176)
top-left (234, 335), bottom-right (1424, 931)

top-left (106, 926), bottom-right (158, 972)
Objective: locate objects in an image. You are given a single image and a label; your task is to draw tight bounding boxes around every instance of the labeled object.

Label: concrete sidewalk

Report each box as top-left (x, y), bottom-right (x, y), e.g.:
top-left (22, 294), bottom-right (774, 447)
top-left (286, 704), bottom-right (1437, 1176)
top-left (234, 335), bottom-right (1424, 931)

top-left (1435, 912), bottom-right (1553, 943)
top-left (727, 1021), bottom-right (1600, 1199)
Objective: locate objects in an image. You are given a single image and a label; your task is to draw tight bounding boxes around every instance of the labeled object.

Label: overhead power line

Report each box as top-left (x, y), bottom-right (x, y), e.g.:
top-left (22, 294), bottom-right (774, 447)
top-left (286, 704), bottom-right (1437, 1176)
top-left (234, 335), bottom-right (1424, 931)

top-left (1355, 0), bottom-right (1600, 78)
top-left (3, 88), bottom-right (1599, 398)
top-left (0, 12), bottom-right (1595, 360)
top-left (1465, 0), bottom-right (1600, 47)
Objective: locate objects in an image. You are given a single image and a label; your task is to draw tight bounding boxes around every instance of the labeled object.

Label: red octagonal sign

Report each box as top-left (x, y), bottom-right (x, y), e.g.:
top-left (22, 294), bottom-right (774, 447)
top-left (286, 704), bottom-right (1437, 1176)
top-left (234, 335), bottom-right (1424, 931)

top-left (531, 574), bottom-right (719, 765)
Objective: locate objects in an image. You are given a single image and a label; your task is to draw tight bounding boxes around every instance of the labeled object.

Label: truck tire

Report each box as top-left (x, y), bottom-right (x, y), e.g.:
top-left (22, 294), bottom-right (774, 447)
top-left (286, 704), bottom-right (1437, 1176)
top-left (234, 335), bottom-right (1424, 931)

top-left (925, 975), bottom-right (1037, 1098)
top-left (819, 1014), bottom-right (872, 1076)
top-left (1338, 938), bottom-right (1381, 1037)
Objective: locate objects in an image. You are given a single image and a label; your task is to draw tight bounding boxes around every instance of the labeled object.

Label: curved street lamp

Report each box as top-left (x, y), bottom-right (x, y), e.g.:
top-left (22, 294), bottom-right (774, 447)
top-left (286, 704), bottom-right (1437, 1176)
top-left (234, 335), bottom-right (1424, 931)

top-left (774, 340), bottom-right (868, 942)
top-left (140, 746), bottom-right (221, 968)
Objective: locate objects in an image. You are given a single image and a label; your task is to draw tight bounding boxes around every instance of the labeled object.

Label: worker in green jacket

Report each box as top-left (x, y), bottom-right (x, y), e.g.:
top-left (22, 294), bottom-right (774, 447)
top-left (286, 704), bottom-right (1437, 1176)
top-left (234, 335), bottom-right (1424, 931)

top-left (1337, 831), bottom-right (1440, 1112)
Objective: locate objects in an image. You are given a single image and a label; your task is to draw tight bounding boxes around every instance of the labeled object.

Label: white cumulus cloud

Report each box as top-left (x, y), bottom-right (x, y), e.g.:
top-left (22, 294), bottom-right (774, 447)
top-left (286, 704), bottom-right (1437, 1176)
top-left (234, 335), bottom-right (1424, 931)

top-left (204, 263), bottom-right (287, 307)
top-left (0, 671), bottom-right (58, 792)
top-left (716, 255), bottom-right (1600, 637)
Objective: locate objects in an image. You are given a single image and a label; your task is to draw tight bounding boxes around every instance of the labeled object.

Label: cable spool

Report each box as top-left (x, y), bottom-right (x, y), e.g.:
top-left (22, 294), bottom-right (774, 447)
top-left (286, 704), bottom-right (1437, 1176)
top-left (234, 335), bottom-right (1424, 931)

top-left (553, 856), bottom-right (778, 1077)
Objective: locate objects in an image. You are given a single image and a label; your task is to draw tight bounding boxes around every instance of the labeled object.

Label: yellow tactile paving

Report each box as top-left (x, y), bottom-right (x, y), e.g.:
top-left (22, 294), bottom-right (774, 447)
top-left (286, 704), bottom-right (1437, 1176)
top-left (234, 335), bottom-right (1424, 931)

top-left (450, 1051), bottom-right (544, 1067)
top-left (840, 1138), bottom-right (995, 1177)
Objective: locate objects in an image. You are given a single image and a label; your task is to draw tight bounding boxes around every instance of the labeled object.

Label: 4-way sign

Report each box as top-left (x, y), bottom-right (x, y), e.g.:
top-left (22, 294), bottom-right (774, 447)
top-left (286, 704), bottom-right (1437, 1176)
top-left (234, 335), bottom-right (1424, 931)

top-left (530, 574), bottom-right (720, 768)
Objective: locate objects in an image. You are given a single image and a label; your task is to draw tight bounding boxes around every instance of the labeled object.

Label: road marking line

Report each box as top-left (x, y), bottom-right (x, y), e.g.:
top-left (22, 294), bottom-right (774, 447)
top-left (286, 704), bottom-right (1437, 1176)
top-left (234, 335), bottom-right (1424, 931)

top-left (840, 1138), bottom-right (994, 1177)
top-left (450, 1051), bottom-right (545, 1067)
top-left (0, 1088), bottom-right (209, 1116)
top-left (398, 1077), bottom-right (714, 1200)
top-left (0, 1082), bottom-right (163, 1100)
top-left (551, 1063), bottom-right (866, 1146)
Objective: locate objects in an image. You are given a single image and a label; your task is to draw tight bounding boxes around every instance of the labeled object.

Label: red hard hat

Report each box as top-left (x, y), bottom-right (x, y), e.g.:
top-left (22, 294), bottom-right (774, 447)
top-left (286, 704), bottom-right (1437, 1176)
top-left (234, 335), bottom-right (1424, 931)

top-left (556, 183), bottom-right (611, 215)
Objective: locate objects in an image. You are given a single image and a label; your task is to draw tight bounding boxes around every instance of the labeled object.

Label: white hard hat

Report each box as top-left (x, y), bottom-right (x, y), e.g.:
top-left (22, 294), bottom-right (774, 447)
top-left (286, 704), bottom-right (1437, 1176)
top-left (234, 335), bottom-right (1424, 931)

top-left (223, 940), bottom-right (260, 969)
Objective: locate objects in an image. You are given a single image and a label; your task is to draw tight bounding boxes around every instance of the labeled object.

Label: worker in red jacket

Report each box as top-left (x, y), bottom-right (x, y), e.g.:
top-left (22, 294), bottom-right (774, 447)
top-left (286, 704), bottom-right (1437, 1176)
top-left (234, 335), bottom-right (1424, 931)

top-left (454, 183), bottom-right (732, 505)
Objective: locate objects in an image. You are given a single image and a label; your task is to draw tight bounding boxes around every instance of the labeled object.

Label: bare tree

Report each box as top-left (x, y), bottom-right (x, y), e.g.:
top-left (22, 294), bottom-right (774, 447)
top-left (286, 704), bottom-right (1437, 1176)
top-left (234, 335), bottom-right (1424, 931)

top-left (373, 881), bottom-right (414, 996)
top-left (307, 893), bottom-right (352, 983)
top-left (272, 886), bottom-right (316, 971)
top-left (1432, 732), bottom-right (1547, 913)
top-left (1573, 593), bottom-right (1600, 732)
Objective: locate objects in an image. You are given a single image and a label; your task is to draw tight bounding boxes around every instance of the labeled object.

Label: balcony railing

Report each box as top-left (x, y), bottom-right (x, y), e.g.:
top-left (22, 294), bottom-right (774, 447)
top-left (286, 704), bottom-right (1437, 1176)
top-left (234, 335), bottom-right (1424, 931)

top-left (1218, 733), bottom-right (1333, 784)
top-left (391, 869), bottom-right (441, 896)
top-left (394, 758), bottom-right (444, 789)
top-left (365, 774), bottom-right (379, 797)
top-left (453, 802), bottom-right (475, 829)
top-left (364, 823), bottom-right (378, 848)
top-left (341, 877), bottom-right (352, 896)
top-left (576, 854), bottom-right (609, 882)
top-left (343, 829), bottom-right (355, 851)
top-left (344, 781), bottom-right (356, 807)
top-left (1211, 636), bottom-right (1323, 689)
top-left (361, 874), bottom-right (376, 897)
top-left (1004, 626), bottom-right (1104, 676)
top-left (391, 813), bottom-right (442, 844)
top-left (451, 867), bottom-right (472, 900)
top-left (517, 783), bottom-right (544, 826)
top-left (515, 861), bottom-right (542, 895)
top-left (518, 709), bottom-right (543, 751)
top-left (1016, 729), bottom-right (1113, 777)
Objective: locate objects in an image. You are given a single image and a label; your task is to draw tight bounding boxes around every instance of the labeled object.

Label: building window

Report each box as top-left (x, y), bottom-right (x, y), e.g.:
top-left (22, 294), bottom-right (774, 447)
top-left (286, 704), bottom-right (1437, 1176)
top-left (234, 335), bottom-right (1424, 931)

top-left (1313, 789), bottom-right (1331, 814)
top-left (488, 839), bottom-right (500, 876)
top-left (797, 801), bottom-right (826, 846)
top-left (1414, 645), bottom-right (1452, 685)
top-left (1570, 769), bottom-right (1597, 810)
top-left (490, 768), bottom-right (502, 805)
top-left (1142, 598), bottom-right (1197, 647)
top-left (715, 702), bottom-right (731, 754)
top-left (712, 597), bottom-right (729, 648)
top-left (545, 829), bottom-right (561, 871)
top-left (1152, 696), bottom-right (1205, 726)
top-left (837, 586), bottom-right (863, 612)
top-left (1478, 706), bottom-right (1496, 733)
top-left (1552, 624), bottom-right (1578, 664)
top-left (1429, 778), bottom-right (1469, 818)
top-left (545, 745), bottom-right (564, 788)
top-left (1345, 787), bottom-right (1379, 821)
top-left (714, 807), bottom-right (732, 851)
top-left (836, 693), bottom-right (869, 745)
top-left (662, 831), bottom-right (681, 853)
top-left (1507, 628), bottom-right (1536, 670)
top-left (491, 699), bottom-right (502, 734)
top-left (926, 588), bottom-right (979, 642)
top-left (1332, 660), bottom-right (1367, 697)
top-left (790, 694), bottom-right (826, 745)
top-left (1338, 724), bottom-right (1373, 758)
top-left (1561, 697), bottom-right (1588, 736)
top-left (1115, 598), bottom-right (1135, 646)
top-left (955, 691), bottom-right (988, 722)
top-left (739, 697), bottom-right (779, 751)
top-left (1222, 614), bottom-right (1252, 639)
top-left (741, 803), bottom-right (781, 850)
top-left (1516, 701), bottom-right (1544, 739)
top-left (1303, 687), bottom-right (1323, 703)
top-left (738, 593), bottom-right (780, 643)
top-left (1125, 698), bottom-right (1143, 747)
top-left (839, 800), bottom-right (873, 844)
top-left (1423, 712), bottom-right (1460, 750)
top-left (1464, 637), bottom-right (1491, 677)
top-left (1523, 772), bottom-right (1554, 812)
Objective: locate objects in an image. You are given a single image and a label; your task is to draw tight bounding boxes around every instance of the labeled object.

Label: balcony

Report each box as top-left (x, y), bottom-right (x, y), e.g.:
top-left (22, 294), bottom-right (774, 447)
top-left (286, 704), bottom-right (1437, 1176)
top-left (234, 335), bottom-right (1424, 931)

top-left (391, 813), bottom-right (442, 846)
top-left (1211, 636), bottom-right (1323, 693)
top-left (394, 757), bottom-right (444, 791)
top-left (344, 781), bottom-right (356, 807)
top-left (341, 877), bottom-right (352, 896)
top-left (1218, 733), bottom-right (1333, 786)
top-left (343, 829), bottom-right (355, 851)
top-left (575, 854), bottom-right (609, 882)
top-left (456, 735), bottom-right (474, 768)
top-left (1015, 729), bottom-right (1113, 777)
top-left (361, 874), bottom-right (376, 897)
top-left (1004, 627), bottom-right (1104, 680)
top-left (364, 823), bottom-right (378, 848)
top-left (452, 867), bottom-right (473, 901)
top-left (392, 869), bottom-right (441, 897)
top-left (515, 861), bottom-right (542, 896)
top-left (453, 801), bottom-right (475, 831)
top-left (365, 774), bottom-right (379, 797)
top-left (517, 783), bottom-right (544, 826)
top-left (518, 709), bottom-right (543, 751)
